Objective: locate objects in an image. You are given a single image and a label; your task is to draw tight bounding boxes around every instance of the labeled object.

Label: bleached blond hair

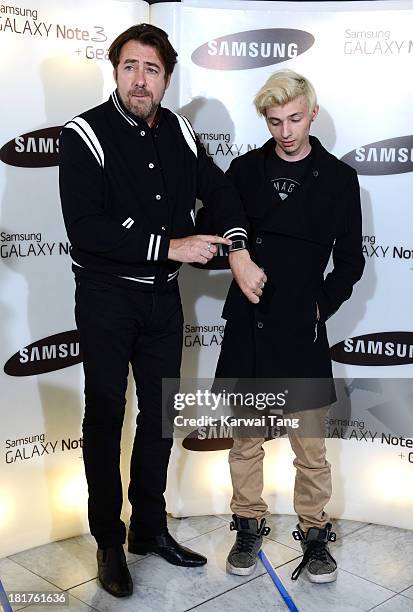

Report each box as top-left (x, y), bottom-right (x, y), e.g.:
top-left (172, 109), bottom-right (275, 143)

top-left (254, 69), bottom-right (317, 116)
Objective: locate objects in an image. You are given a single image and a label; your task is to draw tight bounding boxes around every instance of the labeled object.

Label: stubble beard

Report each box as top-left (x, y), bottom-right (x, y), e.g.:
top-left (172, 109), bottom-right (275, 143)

top-left (124, 88), bottom-right (157, 121)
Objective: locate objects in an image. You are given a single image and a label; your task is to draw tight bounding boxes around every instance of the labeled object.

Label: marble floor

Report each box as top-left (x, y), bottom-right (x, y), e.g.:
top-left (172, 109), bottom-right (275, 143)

top-left (1, 515), bottom-right (413, 612)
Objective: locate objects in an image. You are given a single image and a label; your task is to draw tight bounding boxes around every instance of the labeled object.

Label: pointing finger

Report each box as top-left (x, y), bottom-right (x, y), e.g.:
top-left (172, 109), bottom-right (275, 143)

top-left (199, 235), bottom-right (232, 246)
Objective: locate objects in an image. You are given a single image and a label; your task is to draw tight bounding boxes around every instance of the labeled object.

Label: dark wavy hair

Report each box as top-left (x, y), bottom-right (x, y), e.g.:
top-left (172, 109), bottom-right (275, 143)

top-left (108, 23), bottom-right (178, 78)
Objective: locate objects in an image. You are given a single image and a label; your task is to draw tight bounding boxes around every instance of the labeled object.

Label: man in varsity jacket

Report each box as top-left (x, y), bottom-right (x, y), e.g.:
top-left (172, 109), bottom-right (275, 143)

top-left (215, 70), bottom-right (365, 584)
top-left (59, 24), bottom-right (265, 598)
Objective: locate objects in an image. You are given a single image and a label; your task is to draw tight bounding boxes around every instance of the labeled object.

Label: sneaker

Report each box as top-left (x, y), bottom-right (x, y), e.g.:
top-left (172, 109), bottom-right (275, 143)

top-left (291, 523), bottom-right (337, 583)
top-left (226, 514), bottom-right (270, 576)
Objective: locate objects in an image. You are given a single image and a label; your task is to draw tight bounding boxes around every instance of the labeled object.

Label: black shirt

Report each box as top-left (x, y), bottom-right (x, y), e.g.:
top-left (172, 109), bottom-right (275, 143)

top-left (265, 147), bottom-right (312, 203)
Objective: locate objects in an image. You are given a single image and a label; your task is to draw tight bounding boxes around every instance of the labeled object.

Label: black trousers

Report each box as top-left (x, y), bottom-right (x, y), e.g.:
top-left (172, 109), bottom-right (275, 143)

top-left (75, 275), bottom-right (183, 548)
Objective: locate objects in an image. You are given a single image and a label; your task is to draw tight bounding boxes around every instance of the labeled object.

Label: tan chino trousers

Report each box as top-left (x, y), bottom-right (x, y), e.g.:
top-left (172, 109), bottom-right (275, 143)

top-left (228, 407), bottom-right (331, 531)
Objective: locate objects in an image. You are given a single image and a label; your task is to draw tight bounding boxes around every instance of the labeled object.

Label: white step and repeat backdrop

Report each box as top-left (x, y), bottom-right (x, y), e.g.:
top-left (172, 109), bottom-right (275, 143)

top-left (1, 0), bottom-right (413, 556)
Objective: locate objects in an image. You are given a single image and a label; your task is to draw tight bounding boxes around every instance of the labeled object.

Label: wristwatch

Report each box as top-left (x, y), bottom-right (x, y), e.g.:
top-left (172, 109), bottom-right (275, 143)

top-left (228, 239), bottom-right (247, 253)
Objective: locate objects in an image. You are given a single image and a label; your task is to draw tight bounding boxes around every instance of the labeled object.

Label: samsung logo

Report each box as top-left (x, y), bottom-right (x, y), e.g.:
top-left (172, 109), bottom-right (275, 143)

top-left (182, 425), bottom-right (281, 451)
top-left (0, 126), bottom-right (61, 167)
top-left (331, 332), bottom-right (413, 366)
top-left (4, 330), bottom-right (82, 376)
top-left (182, 426), bottom-right (234, 452)
top-left (192, 29), bottom-right (314, 70)
top-left (341, 136), bottom-right (413, 175)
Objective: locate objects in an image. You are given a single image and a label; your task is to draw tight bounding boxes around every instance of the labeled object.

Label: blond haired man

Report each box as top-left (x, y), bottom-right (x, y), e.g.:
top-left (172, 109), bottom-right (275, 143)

top-left (216, 70), bottom-right (364, 583)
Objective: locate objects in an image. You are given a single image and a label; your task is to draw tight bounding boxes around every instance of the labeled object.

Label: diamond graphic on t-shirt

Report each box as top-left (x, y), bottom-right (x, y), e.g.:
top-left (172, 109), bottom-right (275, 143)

top-left (279, 193), bottom-right (288, 200)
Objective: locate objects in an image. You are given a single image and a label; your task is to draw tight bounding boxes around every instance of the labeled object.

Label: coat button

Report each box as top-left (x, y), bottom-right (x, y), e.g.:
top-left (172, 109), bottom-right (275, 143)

top-left (140, 130), bottom-right (146, 136)
top-left (313, 170), bottom-right (319, 177)
top-left (161, 226), bottom-right (166, 231)
top-left (257, 322), bottom-right (264, 329)
top-left (149, 163), bottom-right (154, 169)
top-left (155, 194), bottom-right (162, 200)
top-left (256, 237), bottom-right (262, 245)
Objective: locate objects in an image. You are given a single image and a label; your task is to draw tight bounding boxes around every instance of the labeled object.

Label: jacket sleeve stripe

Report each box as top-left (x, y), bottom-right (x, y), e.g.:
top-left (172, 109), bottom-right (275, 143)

top-left (180, 114), bottom-right (197, 144)
top-left (146, 234), bottom-right (162, 261)
top-left (172, 112), bottom-right (198, 158)
top-left (73, 117), bottom-right (105, 166)
top-left (147, 234), bottom-right (155, 260)
top-left (122, 217), bottom-right (134, 229)
top-left (65, 122), bottom-right (102, 167)
top-left (224, 231), bottom-right (248, 241)
top-left (153, 235), bottom-right (161, 261)
top-left (224, 227), bottom-right (248, 239)
top-left (65, 117), bottom-right (105, 167)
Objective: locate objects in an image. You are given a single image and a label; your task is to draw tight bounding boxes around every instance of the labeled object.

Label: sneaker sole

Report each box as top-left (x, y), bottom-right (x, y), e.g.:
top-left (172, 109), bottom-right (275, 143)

top-left (306, 567), bottom-right (338, 584)
top-left (226, 559), bottom-right (257, 576)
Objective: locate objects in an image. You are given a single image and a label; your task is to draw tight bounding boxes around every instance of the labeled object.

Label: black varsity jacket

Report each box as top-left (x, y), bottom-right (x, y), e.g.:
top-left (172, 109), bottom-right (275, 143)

top-left (59, 90), bottom-right (248, 286)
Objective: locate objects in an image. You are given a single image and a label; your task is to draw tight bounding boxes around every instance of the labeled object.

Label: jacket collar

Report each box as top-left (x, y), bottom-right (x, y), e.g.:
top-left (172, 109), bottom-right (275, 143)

top-left (244, 134), bottom-right (330, 221)
top-left (247, 135), bottom-right (336, 246)
top-left (260, 134), bottom-right (328, 167)
top-left (111, 89), bottom-right (138, 126)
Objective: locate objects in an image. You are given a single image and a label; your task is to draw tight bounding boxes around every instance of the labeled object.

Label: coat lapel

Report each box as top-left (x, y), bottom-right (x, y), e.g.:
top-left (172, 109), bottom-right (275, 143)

top-left (246, 136), bottom-right (337, 246)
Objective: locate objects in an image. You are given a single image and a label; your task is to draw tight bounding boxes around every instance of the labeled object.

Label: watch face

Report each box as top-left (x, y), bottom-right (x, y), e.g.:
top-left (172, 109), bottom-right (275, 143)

top-left (229, 239), bottom-right (246, 252)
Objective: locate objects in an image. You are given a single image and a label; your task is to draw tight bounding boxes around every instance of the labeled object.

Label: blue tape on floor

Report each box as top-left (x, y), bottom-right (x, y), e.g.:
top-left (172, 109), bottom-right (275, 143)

top-left (0, 579), bottom-right (12, 612)
top-left (258, 549), bottom-right (299, 612)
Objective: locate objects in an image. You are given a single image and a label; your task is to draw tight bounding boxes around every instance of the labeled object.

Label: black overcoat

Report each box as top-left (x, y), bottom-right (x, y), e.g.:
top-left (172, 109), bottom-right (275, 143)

top-left (215, 136), bottom-right (365, 406)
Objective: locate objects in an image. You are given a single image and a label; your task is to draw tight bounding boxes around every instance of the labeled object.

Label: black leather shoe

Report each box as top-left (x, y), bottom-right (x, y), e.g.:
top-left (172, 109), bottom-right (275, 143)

top-left (97, 545), bottom-right (133, 597)
top-left (128, 529), bottom-right (207, 567)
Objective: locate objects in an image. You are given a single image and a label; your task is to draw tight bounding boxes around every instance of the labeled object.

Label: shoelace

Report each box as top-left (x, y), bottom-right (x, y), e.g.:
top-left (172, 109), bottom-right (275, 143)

top-left (233, 531), bottom-right (261, 556)
top-left (291, 541), bottom-right (336, 581)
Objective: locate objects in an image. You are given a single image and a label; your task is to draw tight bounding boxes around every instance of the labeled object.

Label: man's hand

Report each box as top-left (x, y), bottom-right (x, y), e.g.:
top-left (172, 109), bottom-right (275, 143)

top-left (168, 235), bottom-right (231, 264)
top-left (229, 249), bottom-right (267, 304)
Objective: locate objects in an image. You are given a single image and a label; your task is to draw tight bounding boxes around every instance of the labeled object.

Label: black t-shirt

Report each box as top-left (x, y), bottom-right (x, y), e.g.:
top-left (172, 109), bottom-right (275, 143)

top-left (265, 147), bottom-right (312, 203)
